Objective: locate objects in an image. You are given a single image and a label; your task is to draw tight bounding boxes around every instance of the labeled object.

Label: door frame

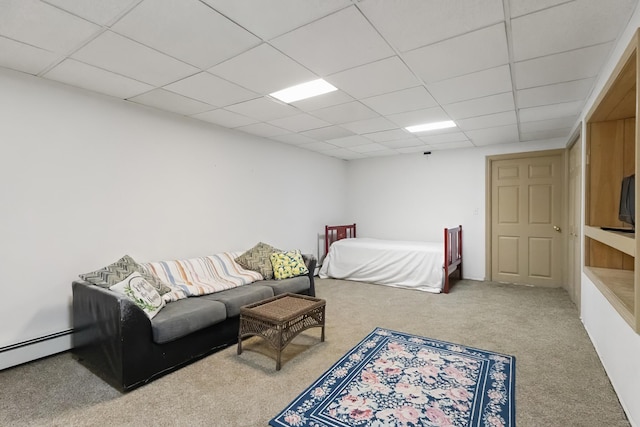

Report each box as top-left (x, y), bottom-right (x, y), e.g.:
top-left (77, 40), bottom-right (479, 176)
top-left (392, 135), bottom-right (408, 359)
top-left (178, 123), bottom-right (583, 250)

top-left (485, 148), bottom-right (567, 282)
top-left (565, 126), bottom-right (582, 309)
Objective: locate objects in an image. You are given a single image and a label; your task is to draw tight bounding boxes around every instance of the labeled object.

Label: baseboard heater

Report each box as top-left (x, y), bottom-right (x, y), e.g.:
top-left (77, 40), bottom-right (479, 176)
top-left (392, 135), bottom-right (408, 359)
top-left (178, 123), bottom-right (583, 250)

top-left (0, 329), bottom-right (74, 370)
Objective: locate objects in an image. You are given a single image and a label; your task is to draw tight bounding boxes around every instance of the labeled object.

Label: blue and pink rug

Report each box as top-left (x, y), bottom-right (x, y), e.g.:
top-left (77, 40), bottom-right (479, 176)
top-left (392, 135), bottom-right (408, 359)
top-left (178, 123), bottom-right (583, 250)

top-left (270, 328), bottom-right (515, 427)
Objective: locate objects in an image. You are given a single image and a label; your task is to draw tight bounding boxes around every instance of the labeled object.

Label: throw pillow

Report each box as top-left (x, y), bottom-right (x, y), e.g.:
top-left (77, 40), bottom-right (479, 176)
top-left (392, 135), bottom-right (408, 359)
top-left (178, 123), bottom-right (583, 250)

top-left (270, 250), bottom-right (309, 280)
top-left (235, 242), bottom-right (281, 280)
top-left (79, 254), bottom-right (172, 295)
top-left (109, 272), bottom-right (165, 319)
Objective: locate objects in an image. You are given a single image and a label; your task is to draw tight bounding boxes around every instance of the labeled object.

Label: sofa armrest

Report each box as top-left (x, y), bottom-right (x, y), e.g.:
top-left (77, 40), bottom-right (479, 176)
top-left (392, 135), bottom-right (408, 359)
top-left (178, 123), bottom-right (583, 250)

top-left (302, 254), bottom-right (317, 297)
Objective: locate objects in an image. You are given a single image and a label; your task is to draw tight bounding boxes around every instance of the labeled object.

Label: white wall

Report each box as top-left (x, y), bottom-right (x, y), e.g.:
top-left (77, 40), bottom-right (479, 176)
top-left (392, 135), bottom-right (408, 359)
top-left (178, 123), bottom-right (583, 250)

top-left (346, 140), bottom-right (565, 280)
top-left (0, 68), bottom-right (348, 368)
top-left (578, 8), bottom-right (640, 425)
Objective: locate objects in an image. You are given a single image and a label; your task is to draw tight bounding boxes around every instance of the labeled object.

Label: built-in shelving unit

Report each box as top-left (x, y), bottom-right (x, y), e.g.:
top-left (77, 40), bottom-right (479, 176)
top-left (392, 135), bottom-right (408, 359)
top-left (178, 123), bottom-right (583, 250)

top-left (584, 29), bottom-right (640, 332)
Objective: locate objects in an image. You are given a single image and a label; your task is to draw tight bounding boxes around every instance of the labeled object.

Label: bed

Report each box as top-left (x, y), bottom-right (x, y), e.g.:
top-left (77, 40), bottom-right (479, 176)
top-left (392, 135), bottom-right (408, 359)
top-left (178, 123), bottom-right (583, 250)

top-left (318, 224), bottom-right (462, 293)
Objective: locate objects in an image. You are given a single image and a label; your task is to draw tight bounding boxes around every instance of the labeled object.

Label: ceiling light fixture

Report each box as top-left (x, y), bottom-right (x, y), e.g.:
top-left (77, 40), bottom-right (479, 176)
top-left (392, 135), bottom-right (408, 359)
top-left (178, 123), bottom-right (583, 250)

top-left (269, 79), bottom-right (337, 103)
top-left (405, 120), bottom-right (457, 133)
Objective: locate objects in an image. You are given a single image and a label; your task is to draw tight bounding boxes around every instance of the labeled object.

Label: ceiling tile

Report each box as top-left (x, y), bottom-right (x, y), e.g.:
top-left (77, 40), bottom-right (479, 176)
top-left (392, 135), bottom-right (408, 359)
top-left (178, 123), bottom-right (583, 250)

top-left (511, 0), bottom-right (635, 61)
top-left (290, 90), bottom-right (354, 112)
top-left (519, 100), bottom-right (583, 122)
top-left (42, 0), bottom-right (139, 26)
top-left (380, 138), bottom-right (424, 149)
top-left (300, 126), bottom-right (354, 140)
top-left (44, 59), bottom-right (154, 98)
top-left (327, 56), bottom-right (419, 99)
top-left (302, 141), bottom-right (339, 152)
top-left (209, 44), bottom-right (317, 95)
top-left (428, 141), bottom-right (475, 150)
top-left (0, 36), bottom-right (60, 75)
top-left (322, 148), bottom-right (364, 160)
top-left (224, 97), bottom-right (299, 121)
top-left (360, 86), bottom-right (438, 116)
top-left (397, 145), bottom-right (433, 154)
top-left (363, 129), bottom-right (412, 142)
top-left (387, 106), bottom-right (451, 127)
top-left (363, 149), bottom-right (398, 157)
top-left (516, 78), bottom-right (595, 108)
top-left (271, 6), bottom-right (394, 75)
top-left (111, 0), bottom-right (260, 69)
top-left (349, 142), bottom-right (388, 153)
top-left (427, 65), bottom-right (513, 104)
top-left (191, 109), bottom-right (258, 128)
top-left (164, 72), bottom-right (258, 107)
top-left (443, 92), bottom-right (515, 120)
top-left (404, 23), bottom-right (509, 84)
top-left (128, 89), bottom-right (213, 115)
top-left (358, 0), bottom-right (504, 52)
top-left (201, 0), bottom-right (351, 40)
top-left (341, 117), bottom-right (396, 134)
top-left (466, 124), bottom-right (519, 145)
top-left (0, 0), bottom-right (100, 52)
top-left (514, 43), bottom-right (611, 89)
top-left (268, 113), bottom-right (332, 132)
top-left (509, 0), bottom-right (569, 18)
top-left (420, 131), bottom-right (470, 144)
top-left (311, 101), bottom-right (379, 124)
top-left (325, 135), bottom-right (372, 148)
top-left (519, 116), bottom-right (577, 133)
top-left (520, 128), bottom-right (571, 141)
top-left (457, 110), bottom-right (517, 131)
top-left (71, 31), bottom-right (199, 86)
top-left (235, 122), bottom-right (289, 137)
top-left (271, 133), bottom-right (319, 145)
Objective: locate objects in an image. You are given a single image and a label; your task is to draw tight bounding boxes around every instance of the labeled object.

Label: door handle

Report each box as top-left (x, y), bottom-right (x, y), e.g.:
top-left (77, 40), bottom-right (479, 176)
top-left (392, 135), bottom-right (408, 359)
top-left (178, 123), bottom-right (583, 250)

top-left (553, 225), bottom-right (561, 232)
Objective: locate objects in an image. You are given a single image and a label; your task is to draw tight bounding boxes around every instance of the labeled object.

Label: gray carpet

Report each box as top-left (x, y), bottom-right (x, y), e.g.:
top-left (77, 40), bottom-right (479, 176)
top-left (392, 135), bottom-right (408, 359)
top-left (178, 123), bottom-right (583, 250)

top-left (0, 279), bottom-right (630, 427)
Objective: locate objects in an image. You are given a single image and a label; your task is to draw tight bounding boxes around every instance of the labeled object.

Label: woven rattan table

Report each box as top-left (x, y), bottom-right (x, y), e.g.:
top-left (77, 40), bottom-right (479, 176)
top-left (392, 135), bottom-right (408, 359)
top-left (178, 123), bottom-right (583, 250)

top-left (237, 293), bottom-right (326, 370)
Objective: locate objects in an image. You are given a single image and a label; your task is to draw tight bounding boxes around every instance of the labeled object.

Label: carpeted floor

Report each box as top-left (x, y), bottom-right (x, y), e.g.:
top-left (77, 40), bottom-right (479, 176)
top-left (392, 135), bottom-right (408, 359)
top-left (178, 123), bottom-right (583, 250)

top-left (0, 278), bottom-right (630, 427)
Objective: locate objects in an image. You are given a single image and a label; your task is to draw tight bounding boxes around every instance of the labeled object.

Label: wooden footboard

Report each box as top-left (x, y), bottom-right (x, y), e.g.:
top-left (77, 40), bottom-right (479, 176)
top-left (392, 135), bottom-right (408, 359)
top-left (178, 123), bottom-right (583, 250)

top-left (443, 225), bottom-right (463, 293)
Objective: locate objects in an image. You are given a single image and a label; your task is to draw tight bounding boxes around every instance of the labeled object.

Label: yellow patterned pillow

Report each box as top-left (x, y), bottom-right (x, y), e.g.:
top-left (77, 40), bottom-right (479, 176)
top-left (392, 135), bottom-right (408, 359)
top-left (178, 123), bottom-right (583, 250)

top-left (270, 250), bottom-right (309, 280)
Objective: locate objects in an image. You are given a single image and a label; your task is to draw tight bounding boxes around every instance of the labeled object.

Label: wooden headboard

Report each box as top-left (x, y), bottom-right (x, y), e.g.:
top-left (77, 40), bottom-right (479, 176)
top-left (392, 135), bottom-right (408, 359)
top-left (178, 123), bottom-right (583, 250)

top-left (325, 223), bottom-right (356, 256)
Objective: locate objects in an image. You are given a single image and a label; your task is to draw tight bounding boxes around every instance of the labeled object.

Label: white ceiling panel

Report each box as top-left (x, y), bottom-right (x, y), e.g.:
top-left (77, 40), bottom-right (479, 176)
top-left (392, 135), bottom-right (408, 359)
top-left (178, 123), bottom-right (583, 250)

top-left (224, 97), bottom-right (299, 121)
top-left (397, 145), bottom-right (433, 154)
top-left (509, 0), bottom-right (569, 18)
top-left (129, 89), bottom-right (213, 115)
top-left (520, 128), bottom-right (571, 141)
top-left (164, 72), bottom-right (258, 107)
top-left (271, 6), bottom-right (394, 75)
top-left (429, 140), bottom-right (475, 150)
top-left (519, 116), bottom-right (577, 133)
top-left (325, 135), bottom-right (371, 148)
top-left (290, 90), bottom-right (354, 112)
top-left (511, 0), bottom-right (636, 61)
top-left (190, 109), bottom-right (258, 128)
top-left (514, 43), bottom-right (612, 90)
top-left (42, 0), bottom-right (140, 26)
top-left (235, 122), bottom-right (289, 138)
top-left (519, 100), bottom-right (584, 122)
top-left (71, 31), bottom-right (199, 86)
top-left (301, 126), bottom-right (353, 140)
top-left (268, 113), bottom-right (331, 133)
top-left (363, 129), bottom-right (412, 143)
top-left (443, 92), bottom-right (515, 120)
top-left (208, 44), bottom-right (317, 95)
top-left (111, 0), bottom-right (260, 69)
top-left (358, 0), bottom-right (504, 52)
top-left (420, 131), bottom-right (470, 144)
top-left (322, 148), bottom-right (365, 159)
top-left (0, 0), bottom-right (100, 52)
top-left (457, 110), bottom-right (517, 131)
top-left (271, 133), bottom-right (319, 145)
top-left (0, 36), bottom-right (60, 75)
top-left (427, 65), bottom-right (513, 105)
top-left (302, 141), bottom-right (339, 152)
top-left (349, 142), bottom-right (388, 153)
top-left (310, 101), bottom-right (379, 124)
top-left (380, 138), bottom-right (424, 148)
top-left (516, 78), bottom-right (595, 108)
top-left (361, 86), bottom-right (438, 116)
top-left (341, 117), bottom-right (396, 134)
top-left (387, 106), bottom-right (451, 127)
top-left (466, 124), bottom-right (519, 145)
top-left (45, 59), bottom-right (154, 98)
top-left (404, 23), bottom-right (509, 84)
top-left (327, 56), bottom-right (419, 99)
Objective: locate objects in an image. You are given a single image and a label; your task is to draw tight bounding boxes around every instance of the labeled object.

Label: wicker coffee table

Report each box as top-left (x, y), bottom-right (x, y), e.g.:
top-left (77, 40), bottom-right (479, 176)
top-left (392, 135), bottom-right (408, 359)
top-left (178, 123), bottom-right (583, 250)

top-left (237, 293), bottom-right (326, 370)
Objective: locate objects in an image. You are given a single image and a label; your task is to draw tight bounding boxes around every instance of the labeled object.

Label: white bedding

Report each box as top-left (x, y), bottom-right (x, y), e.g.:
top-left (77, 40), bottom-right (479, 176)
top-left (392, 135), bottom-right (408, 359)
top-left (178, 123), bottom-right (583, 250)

top-left (318, 238), bottom-right (445, 293)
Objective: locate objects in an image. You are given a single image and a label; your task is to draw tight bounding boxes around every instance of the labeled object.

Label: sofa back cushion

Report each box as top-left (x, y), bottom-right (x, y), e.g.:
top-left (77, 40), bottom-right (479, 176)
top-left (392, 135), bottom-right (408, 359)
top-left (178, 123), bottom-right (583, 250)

top-left (142, 252), bottom-right (263, 302)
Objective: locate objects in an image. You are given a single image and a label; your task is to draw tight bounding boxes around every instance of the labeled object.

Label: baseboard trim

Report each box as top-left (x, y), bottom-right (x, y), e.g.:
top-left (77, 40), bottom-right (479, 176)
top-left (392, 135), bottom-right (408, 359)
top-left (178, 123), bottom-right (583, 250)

top-left (0, 330), bottom-right (73, 371)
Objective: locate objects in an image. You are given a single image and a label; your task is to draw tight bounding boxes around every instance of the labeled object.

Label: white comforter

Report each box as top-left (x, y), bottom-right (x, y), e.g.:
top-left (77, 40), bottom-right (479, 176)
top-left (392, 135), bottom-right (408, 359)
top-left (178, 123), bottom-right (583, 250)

top-left (318, 238), bottom-right (444, 293)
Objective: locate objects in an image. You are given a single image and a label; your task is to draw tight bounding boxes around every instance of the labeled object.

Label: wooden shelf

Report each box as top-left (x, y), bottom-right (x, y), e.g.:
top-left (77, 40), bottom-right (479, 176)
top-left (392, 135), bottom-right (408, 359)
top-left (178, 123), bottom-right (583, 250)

top-left (584, 267), bottom-right (635, 327)
top-left (584, 225), bottom-right (635, 257)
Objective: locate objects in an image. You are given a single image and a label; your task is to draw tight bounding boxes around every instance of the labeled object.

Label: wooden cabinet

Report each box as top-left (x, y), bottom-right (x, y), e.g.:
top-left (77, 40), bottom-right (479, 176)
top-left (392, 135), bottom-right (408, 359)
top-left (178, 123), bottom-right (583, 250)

top-left (584, 29), bottom-right (640, 332)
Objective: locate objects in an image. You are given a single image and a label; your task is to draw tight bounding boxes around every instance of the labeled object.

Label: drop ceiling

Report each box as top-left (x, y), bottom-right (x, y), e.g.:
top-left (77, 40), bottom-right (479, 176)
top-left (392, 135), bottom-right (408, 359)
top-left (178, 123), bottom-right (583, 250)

top-left (0, 0), bottom-right (637, 160)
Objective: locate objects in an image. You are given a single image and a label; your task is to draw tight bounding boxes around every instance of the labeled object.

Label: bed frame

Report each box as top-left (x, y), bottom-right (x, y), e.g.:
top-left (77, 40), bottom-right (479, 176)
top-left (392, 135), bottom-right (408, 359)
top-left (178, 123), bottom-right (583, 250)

top-left (324, 224), bottom-right (463, 293)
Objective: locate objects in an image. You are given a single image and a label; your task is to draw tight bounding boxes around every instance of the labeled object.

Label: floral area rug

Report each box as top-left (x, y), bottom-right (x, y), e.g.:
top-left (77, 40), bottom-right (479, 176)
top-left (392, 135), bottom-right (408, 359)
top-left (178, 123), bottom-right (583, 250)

top-left (270, 328), bottom-right (515, 427)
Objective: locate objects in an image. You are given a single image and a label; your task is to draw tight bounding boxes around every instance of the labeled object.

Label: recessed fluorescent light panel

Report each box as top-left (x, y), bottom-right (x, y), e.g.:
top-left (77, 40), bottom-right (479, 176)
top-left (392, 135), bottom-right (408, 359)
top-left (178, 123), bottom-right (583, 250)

top-left (269, 79), bottom-right (337, 103)
top-left (405, 120), bottom-right (457, 133)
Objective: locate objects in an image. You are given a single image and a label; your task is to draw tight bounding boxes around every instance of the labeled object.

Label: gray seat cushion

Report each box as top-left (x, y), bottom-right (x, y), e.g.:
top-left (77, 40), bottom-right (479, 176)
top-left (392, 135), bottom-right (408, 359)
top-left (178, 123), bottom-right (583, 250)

top-left (202, 284), bottom-right (273, 317)
top-left (151, 298), bottom-right (227, 344)
top-left (261, 276), bottom-right (310, 295)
